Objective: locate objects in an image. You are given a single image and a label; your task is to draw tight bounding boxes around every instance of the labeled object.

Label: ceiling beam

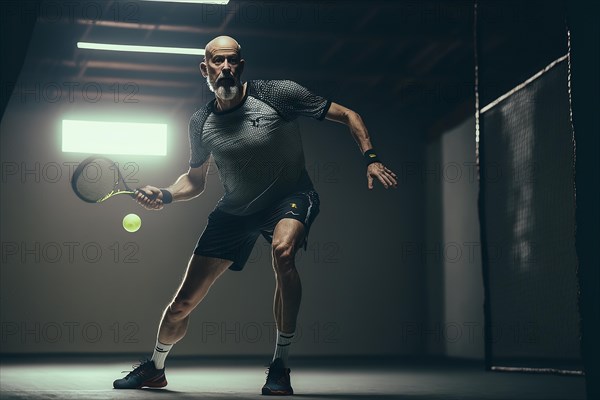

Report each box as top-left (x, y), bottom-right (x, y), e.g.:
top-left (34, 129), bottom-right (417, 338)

top-left (62, 18), bottom-right (464, 43)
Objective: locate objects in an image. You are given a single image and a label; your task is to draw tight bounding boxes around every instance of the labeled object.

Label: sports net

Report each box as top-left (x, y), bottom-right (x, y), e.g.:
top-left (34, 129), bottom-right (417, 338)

top-left (478, 56), bottom-right (583, 373)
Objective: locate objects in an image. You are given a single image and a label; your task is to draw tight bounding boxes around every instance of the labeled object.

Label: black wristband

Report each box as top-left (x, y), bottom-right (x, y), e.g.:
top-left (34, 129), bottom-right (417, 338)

top-left (364, 149), bottom-right (381, 166)
top-left (160, 189), bottom-right (173, 204)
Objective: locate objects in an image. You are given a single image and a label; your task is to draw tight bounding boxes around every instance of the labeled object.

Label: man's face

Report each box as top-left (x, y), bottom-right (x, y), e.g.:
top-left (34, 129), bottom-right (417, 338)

top-left (201, 49), bottom-right (244, 101)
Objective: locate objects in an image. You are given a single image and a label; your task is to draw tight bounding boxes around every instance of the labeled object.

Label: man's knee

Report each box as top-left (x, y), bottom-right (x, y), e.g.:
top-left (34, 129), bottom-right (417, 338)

top-left (166, 295), bottom-right (195, 322)
top-left (272, 240), bottom-right (297, 273)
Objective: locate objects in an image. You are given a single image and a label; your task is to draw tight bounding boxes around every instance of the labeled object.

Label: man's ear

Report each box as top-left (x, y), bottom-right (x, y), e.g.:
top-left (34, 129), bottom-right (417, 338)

top-left (199, 61), bottom-right (208, 78)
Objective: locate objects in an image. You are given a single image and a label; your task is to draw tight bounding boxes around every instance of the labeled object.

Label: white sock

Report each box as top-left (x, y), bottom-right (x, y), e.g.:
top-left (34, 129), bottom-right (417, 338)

top-left (151, 340), bottom-right (173, 369)
top-left (273, 330), bottom-right (295, 367)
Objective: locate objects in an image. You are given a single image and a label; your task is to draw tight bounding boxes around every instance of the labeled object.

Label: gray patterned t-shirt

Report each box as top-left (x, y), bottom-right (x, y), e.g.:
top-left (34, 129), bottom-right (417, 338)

top-left (188, 80), bottom-right (331, 215)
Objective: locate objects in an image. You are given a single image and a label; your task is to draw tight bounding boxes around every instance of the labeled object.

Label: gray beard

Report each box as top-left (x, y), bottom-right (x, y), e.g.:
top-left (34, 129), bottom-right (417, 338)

top-left (215, 84), bottom-right (238, 101)
top-left (207, 76), bottom-right (239, 101)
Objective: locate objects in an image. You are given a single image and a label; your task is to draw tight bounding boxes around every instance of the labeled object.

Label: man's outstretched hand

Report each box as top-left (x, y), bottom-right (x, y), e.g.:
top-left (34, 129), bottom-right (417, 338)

top-left (135, 185), bottom-right (164, 210)
top-left (367, 163), bottom-right (398, 190)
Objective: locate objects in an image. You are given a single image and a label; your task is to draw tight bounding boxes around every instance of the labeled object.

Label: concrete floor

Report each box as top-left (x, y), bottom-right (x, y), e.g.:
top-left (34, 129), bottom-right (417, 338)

top-left (0, 356), bottom-right (587, 400)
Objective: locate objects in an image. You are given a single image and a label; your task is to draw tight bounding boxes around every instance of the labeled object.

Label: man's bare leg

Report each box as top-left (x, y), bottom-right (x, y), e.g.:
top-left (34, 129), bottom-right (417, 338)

top-left (114, 254), bottom-right (232, 389)
top-left (271, 219), bottom-right (306, 362)
top-left (261, 218), bottom-right (305, 395)
top-left (158, 254), bottom-right (232, 345)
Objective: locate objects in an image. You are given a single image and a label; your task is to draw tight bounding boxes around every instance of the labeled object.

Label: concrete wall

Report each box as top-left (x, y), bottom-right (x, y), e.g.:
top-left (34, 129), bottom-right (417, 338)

top-left (0, 86), bottom-right (426, 357)
top-left (425, 117), bottom-right (484, 359)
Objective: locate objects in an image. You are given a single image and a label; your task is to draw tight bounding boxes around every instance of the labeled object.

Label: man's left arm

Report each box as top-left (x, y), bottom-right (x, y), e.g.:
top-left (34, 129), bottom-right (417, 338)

top-left (325, 102), bottom-right (398, 190)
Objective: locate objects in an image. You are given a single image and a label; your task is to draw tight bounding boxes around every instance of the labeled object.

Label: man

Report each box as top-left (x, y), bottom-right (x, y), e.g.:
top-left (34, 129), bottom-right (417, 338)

top-left (113, 36), bottom-right (398, 395)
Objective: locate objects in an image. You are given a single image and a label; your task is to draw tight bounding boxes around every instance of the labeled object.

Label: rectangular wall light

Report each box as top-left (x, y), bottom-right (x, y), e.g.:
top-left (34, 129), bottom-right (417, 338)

top-left (77, 42), bottom-right (205, 56)
top-left (62, 120), bottom-right (167, 156)
top-left (141, 0), bottom-right (229, 4)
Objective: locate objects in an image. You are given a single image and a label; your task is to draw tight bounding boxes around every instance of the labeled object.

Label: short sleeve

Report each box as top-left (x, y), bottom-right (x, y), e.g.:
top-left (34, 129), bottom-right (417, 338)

top-left (253, 80), bottom-right (331, 121)
top-left (188, 107), bottom-right (211, 168)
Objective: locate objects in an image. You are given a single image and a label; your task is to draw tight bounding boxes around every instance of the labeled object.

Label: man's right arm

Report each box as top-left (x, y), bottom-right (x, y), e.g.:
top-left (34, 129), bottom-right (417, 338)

top-left (135, 158), bottom-right (211, 210)
top-left (164, 159), bottom-right (210, 201)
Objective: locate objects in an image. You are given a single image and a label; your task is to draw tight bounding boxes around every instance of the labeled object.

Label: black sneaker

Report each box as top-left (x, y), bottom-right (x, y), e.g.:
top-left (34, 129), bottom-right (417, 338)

top-left (113, 359), bottom-right (167, 389)
top-left (262, 358), bottom-right (293, 395)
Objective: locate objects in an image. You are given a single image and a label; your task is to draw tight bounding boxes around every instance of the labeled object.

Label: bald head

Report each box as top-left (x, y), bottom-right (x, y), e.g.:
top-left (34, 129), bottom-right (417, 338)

top-left (204, 36), bottom-right (242, 60)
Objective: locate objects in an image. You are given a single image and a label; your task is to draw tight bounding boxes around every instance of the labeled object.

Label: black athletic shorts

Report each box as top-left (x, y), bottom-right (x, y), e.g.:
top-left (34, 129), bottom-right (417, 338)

top-left (193, 189), bottom-right (320, 271)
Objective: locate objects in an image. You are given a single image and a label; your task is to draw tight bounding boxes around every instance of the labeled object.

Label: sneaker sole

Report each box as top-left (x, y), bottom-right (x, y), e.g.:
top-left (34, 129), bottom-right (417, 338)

top-left (262, 387), bottom-right (293, 395)
top-left (113, 377), bottom-right (167, 389)
top-left (142, 378), bottom-right (168, 388)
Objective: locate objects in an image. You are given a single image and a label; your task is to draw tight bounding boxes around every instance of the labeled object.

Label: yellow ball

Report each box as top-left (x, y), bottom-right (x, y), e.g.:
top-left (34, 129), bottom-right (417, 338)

top-left (122, 213), bottom-right (141, 233)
